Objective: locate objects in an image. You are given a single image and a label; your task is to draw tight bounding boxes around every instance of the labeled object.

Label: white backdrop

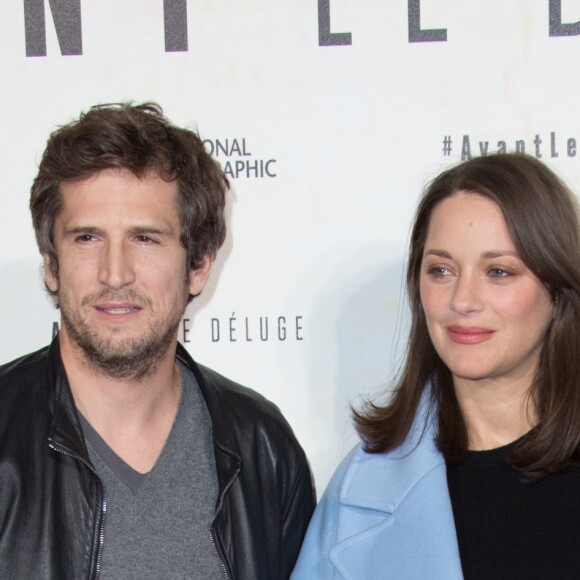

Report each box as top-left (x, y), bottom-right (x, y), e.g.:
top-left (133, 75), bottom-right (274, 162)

top-left (1, 0), bottom-right (580, 493)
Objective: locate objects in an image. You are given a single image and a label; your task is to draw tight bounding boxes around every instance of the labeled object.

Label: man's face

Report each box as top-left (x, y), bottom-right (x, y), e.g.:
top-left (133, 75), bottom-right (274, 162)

top-left (45, 168), bottom-right (211, 380)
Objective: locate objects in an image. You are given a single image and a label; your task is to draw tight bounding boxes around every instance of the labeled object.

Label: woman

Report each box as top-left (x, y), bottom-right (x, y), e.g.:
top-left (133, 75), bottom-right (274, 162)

top-left (292, 153), bottom-right (580, 579)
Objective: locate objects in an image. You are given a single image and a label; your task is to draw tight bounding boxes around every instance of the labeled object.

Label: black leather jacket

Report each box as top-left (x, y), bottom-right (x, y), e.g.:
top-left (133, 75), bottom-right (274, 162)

top-left (0, 338), bottom-right (315, 579)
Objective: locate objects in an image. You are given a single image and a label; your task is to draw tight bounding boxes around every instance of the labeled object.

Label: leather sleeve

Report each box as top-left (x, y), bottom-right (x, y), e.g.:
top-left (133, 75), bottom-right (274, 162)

top-left (281, 457), bottom-right (316, 579)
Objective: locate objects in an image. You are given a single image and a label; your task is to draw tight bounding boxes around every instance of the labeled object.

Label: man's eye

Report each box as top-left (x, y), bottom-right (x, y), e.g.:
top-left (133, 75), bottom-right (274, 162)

top-left (135, 235), bottom-right (157, 244)
top-left (75, 234), bottom-right (96, 243)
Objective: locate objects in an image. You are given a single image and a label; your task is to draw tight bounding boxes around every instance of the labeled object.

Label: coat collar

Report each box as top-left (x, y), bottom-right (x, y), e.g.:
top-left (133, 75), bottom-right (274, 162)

top-left (329, 390), bottom-right (464, 579)
top-left (338, 396), bottom-right (441, 511)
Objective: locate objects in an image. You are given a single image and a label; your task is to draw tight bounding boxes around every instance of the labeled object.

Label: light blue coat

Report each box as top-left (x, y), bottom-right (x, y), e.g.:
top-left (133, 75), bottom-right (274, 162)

top-left (291, 400), bottom-right (463, 579)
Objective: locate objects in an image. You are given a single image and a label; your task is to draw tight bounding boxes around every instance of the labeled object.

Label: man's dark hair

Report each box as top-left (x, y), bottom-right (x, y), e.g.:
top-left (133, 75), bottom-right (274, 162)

top-left (30, 102), bottom-right (228, 293)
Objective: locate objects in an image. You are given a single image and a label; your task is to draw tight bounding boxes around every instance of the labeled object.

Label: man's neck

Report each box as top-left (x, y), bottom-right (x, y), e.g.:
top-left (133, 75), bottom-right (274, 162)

top-left (59, 333), bottom-right (183, 474)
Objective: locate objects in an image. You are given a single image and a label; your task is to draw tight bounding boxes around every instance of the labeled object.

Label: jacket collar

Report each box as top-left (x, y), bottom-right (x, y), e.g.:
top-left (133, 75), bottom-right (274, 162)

top-left (329, 390), bottom-right (463, 579)
top-left (176, 343), bottom-right (241, 458)
top-left (47, 337), bottom-right (242, 483)
top-left (176, 343), bottom-right (243, 493)
top-left (47, 337), bottom-right (89, 459)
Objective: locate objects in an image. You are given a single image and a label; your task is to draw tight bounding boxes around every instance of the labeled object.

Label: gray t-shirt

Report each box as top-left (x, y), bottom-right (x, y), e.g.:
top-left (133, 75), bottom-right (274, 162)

top-left (80, 363), bottom-right (225, 579)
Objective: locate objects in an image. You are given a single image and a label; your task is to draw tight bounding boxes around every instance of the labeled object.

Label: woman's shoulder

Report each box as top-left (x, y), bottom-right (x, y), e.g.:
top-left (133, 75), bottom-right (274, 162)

top-left (292, 435), bottom-right (448, 579)
top-left (323, 443), bottom-right (399, 497)
top-left (325, 427), bottom-right (444, 504)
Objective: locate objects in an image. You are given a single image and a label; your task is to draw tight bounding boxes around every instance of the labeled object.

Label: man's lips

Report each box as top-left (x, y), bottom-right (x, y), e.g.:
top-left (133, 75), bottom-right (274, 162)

top-left (93, 303), bottom-right (143, 317)
top-left (446, 325), bottom-right (495, 345)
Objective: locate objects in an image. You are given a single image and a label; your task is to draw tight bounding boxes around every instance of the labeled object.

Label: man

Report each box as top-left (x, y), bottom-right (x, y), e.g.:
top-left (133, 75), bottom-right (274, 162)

top-left (0, 103), bottom-right (314, 579)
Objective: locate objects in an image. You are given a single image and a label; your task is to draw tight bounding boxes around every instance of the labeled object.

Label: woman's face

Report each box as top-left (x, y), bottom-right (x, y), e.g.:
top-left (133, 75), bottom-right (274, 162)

top-left (419, 191), bottom-right (554, 389)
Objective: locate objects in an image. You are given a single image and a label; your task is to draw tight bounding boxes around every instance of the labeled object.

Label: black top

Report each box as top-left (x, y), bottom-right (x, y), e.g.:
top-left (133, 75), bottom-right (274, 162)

top-left (447, 438), bottom-right (580, 580)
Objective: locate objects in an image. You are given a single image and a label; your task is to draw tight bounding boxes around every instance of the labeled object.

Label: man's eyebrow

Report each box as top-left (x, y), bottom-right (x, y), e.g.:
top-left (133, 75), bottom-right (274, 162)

top-left (63, 225), bottom-right (102, 236)
top-left (128, 225), bottom-right (176, 237)
top-left (62, 225), bottom-right (175, 236)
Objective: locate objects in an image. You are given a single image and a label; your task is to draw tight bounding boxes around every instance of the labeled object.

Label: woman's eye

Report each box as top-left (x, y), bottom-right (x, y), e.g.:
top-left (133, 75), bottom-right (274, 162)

top-left (427, 265), bottom-right (451, 277)
top-left (488, 268), bottom-right (511, 278)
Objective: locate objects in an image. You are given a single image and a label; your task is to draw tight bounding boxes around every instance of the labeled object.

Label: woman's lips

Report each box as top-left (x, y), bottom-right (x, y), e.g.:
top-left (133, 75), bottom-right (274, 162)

top-left (446, 325), bottom-right (495, 345)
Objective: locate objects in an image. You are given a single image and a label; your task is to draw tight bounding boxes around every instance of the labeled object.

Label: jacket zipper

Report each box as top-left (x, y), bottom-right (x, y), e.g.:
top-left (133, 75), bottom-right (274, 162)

top-left (210, 465), bottom-right (241, 580)
top-left (48, 441), bottom-right (107, 580)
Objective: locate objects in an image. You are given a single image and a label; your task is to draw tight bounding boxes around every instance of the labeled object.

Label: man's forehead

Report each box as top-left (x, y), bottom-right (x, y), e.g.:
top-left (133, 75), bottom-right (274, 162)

top-left (61, 166), bottom-right (173, 188)
top-left (56, 169), bottom-right (180, 227)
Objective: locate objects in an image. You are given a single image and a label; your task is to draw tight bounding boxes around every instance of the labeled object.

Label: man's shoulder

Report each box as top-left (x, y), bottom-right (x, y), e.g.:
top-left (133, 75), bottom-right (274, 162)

top-left (178, 345), bottom-right (309, 468)
top-left (0, 344), bottom-right (50, 389)
top-left (196, 363), bottom-right (270, 404)
top-left (0, 345), bottom-right (52, 433)
top-left (195, 363), bottom-right (291, 431)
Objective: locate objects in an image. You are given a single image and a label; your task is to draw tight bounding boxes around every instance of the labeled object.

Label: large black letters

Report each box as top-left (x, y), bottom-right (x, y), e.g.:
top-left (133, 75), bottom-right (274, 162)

top-left (164, 0), bottom-right (188, 52)
top-left (549, 0), bottom-right (580, 36)
top-left (318, 0), bottom-right (351, 46)
top-left (24, 0), bottom-right (82, 56)
top-left (408, 0), bottom-right (446, 43)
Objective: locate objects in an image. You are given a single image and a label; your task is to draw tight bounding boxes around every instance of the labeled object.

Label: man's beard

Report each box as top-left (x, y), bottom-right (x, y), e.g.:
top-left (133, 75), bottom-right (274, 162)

top-left (59, 288), bottom-right (189, 382)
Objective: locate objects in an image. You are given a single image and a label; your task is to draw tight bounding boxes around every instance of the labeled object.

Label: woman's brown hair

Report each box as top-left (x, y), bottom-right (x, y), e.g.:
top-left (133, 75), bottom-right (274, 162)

top-left (355, 153), bottom-right (580, 478)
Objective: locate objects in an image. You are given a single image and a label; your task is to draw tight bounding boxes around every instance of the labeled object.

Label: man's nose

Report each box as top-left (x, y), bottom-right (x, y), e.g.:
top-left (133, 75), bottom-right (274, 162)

top-left (98, 242), bottom-right (136, 289)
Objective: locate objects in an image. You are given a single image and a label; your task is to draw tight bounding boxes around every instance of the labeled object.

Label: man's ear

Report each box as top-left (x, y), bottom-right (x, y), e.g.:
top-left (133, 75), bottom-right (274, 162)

top-left (43, 254), bottom-right (58, 293)
top-left (188, 255), bottom-right (213, 297)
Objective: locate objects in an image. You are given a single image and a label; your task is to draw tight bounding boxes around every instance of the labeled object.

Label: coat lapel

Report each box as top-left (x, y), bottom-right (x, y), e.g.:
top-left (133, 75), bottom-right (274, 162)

top-left (329, 401), bottom-right (463, 579)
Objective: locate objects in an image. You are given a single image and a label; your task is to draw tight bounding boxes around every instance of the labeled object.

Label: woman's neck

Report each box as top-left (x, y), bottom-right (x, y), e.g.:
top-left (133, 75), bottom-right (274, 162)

top-left (453, 371), bottom-right (536, 450)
